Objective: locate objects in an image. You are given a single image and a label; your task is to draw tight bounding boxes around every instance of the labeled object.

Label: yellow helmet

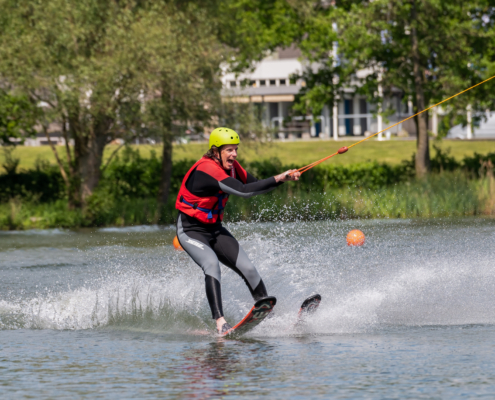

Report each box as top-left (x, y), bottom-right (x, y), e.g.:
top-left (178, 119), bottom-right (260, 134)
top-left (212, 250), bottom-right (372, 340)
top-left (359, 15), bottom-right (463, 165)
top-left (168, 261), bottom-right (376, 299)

top-left (209, 127), bottom-right (240, 149)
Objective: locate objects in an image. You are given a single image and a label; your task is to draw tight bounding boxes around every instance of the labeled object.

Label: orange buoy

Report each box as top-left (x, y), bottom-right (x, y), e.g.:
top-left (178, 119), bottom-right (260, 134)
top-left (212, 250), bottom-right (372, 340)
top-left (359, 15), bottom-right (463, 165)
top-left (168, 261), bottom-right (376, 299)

top-left (346, 229), bottom-right (365, 247)
top-left (173, 235), bottom-right (183, 251)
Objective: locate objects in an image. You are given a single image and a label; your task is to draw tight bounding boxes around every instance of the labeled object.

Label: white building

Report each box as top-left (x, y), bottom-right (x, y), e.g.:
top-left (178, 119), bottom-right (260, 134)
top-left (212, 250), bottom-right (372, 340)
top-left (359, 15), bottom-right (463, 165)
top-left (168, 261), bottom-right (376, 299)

top-left (222, 47), bottom-right (416, 140)
top-left (447, 110), bottom-right (495, 139)
top-left (223, 48), bottom-right (495, 140)
top-left (17, 48), bottom-right (494, 146)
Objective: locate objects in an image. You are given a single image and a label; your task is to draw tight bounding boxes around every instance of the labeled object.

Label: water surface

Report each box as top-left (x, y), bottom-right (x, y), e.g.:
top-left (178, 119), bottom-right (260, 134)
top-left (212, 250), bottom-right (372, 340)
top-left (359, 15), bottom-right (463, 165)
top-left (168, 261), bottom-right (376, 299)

top-left (1, 218), bottom-right (495, 398)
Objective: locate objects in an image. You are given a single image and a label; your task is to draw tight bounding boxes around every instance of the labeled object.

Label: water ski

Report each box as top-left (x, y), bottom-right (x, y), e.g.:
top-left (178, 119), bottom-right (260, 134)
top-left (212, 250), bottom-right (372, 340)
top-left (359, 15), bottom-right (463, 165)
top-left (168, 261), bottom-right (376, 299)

top-left (222, 296), bottom-right (277, 337)
top-left (298, 294), bottom-right (321, 319)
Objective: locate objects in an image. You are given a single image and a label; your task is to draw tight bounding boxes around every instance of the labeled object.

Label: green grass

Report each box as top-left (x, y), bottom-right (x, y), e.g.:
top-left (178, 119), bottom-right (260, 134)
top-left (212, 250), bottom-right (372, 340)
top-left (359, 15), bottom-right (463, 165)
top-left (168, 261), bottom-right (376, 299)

top-left (4, 139), bottom-right (495, 172)
top-left (227, 172), bottom-right (495, 221)
top-left (0, 198), bottom-right (172, 230)
top-left (2, 172), bottom-right (494, 230)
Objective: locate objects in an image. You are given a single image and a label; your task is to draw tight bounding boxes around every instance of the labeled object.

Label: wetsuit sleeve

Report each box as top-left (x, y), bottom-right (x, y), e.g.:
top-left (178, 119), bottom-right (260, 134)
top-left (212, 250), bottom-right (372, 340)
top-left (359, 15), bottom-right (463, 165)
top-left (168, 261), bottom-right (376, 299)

top-left (187, 167), bottom-right (281, 198)
top-left (246, 171), bottom-right (258, 184)
top-left (218, 176), bottom-right (280, 198)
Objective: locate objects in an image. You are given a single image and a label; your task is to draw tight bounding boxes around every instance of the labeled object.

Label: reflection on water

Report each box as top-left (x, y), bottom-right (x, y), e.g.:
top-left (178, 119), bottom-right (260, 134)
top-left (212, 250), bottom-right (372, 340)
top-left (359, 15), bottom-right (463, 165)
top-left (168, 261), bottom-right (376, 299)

top-left (177, 338), bottom-right (273, 398)
top-left (1, 217), bottom-right (495, 398)
top-left (4, 327), bottom-right (495, 398)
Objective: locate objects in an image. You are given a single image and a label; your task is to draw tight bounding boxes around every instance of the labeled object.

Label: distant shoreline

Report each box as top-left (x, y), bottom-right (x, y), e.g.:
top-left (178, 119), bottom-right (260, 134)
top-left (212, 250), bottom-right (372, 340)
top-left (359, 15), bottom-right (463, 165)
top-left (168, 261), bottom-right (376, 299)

top-left (2, 173), bottom-right (494, 230)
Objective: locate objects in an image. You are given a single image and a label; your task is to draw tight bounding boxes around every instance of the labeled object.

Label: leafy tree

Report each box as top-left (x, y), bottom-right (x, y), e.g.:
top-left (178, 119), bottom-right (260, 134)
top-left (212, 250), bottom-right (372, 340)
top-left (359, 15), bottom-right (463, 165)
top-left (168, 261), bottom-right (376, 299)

top-left (0, 0), bottom-right (311, 215)
top-left (149, 0), bottom-right (307, 207)
top-left (0, 0), bottom-right (226, 209)
top-left (292, 0), bottom-right (495, 177)
top-left (0, 0), bottom-right (144, 206)
top-left (125, 1), bottom-right (226, 209)
top-left (216, 0), bottom-right (306, 71)
top-left (0, 90), bottom-right (37, 146)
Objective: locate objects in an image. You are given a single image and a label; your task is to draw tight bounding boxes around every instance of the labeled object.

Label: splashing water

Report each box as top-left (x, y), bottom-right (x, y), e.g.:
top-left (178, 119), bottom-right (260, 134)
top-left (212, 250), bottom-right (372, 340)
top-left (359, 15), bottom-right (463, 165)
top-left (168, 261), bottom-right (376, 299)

top-left (1, 218), bottom-right (494, 335)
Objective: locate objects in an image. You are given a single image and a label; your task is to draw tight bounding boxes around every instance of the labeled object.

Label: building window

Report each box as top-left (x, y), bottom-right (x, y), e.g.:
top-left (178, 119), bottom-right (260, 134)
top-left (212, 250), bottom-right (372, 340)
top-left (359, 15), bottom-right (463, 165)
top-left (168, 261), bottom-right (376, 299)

top-left (229, 81), bottom-right (237, 88)
top-left (250, 80), bottom-right (256, 87)
top-left (359, 98), bottom-right (367, 134)
top-left (259, 80), bottom-right (266, 86)
top-left (269, 103), bottom-right (278, 119)
top-left (279, 79), bottom-right (286, 86)
top-left (344, 99), bottom-right (354, 136)
top-left (269, 79), bottom-right (276, 86)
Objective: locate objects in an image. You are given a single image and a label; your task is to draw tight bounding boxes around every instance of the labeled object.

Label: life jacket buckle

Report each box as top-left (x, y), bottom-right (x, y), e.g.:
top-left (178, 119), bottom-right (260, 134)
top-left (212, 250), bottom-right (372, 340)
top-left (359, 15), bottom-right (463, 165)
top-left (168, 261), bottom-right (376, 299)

top-left (193, 203), bottom-right (198, 210)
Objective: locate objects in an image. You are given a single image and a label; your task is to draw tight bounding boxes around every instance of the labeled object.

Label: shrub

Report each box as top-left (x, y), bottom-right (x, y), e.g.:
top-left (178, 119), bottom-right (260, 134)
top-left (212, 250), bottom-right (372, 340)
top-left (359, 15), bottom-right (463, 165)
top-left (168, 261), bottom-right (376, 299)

top-left (0, 160), bottom-right (65, 203)
top-left (2, 145), bottom-right (495, 207)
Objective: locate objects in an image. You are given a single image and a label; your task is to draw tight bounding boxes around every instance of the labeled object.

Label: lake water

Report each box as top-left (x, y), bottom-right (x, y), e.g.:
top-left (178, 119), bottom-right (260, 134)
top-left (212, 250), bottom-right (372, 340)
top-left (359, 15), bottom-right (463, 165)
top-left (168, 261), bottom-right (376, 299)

top-left (1, 217), bottom-right (495, 398)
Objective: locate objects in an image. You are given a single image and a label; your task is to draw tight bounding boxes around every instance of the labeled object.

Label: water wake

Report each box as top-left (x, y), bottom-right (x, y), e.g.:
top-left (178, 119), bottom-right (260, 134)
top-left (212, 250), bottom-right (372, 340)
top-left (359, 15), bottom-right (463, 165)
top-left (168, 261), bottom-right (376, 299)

top-left (0, 272), bottom-right (210, 332)
top-left (2, 219), bottom-right (494, 335)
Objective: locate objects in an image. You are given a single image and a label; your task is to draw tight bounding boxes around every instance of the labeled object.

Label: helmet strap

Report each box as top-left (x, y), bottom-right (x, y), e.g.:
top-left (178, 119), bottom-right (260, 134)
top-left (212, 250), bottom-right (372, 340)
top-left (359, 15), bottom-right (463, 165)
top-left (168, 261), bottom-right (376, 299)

top-left (212, 145), bottom-right (224, 167)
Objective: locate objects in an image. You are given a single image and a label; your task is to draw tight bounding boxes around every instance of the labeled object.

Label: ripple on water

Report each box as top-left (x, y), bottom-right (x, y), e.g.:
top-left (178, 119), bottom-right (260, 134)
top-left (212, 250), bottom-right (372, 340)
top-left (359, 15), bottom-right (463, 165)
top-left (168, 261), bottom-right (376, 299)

top-left (1, 217), bottom-right (495, 398)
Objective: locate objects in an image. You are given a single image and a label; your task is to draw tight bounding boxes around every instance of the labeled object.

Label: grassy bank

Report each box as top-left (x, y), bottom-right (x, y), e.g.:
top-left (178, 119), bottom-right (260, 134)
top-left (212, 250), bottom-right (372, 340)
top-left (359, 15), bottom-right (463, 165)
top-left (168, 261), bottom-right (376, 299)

top-left (228, 173), bottom-right (495, 221)
top-left (4, 139), bottom-right (495, 171)
top-left (2, 173), bottom-right (494, 230)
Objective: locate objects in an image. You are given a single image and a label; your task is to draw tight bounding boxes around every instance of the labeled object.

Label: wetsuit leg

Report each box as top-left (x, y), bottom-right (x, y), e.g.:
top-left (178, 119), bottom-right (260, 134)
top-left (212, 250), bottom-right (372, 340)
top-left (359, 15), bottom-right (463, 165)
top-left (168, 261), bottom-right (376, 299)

top-left (211, 227), bottom-right (268, 301)
top-left (177, 216), bottom-right (224, 319)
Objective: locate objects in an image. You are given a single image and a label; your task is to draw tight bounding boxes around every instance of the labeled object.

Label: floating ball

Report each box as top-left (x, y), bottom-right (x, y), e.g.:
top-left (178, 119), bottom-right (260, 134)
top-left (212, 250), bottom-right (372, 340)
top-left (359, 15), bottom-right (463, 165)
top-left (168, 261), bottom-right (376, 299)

top-left (346, 229), bottom-right (365, 246)
top-left (173, 235), bottom-right (183, 251)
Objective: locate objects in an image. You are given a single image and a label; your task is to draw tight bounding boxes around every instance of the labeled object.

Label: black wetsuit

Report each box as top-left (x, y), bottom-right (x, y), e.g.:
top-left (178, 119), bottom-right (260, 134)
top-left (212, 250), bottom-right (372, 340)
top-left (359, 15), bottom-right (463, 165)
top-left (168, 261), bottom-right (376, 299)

top-left (176, 163), bottom-right (281, 319)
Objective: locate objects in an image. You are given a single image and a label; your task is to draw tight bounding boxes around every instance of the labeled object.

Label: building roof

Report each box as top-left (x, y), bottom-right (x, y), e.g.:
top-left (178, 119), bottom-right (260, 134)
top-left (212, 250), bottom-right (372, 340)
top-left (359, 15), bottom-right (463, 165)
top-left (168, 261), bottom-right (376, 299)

top-left (222, 59), bottom-right (305, 83)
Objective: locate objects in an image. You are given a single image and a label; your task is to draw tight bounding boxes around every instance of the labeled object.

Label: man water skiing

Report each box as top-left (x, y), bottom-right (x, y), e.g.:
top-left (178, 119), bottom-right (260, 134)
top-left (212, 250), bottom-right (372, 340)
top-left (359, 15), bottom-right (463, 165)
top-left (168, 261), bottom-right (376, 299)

top-left (176, 127), bottom-right (300, 334)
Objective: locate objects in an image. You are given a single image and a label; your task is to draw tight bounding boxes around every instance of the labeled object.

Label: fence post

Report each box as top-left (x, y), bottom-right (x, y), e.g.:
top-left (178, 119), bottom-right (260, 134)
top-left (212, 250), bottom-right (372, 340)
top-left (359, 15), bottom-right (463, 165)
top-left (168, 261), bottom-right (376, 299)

top-left (466, 104), bottom-right (472, 139)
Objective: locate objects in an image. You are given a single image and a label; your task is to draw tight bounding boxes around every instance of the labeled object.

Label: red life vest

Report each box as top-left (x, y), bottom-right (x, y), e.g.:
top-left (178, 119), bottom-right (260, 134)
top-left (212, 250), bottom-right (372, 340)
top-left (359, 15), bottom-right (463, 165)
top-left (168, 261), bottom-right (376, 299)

top-left (176, 156), bottom-right (248, 223)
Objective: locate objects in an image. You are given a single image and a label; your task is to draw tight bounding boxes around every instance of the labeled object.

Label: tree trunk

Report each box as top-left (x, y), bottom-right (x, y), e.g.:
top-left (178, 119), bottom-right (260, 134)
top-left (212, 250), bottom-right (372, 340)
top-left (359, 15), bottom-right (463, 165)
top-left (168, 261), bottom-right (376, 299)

top-left (158, 132), bottom-right (173, 209)
top-left (73, 114), bottom-right (111, 207)
top-left (411, 0), bottom-right (430, 177)
top-left (78, 134), bottom-right (107, 202)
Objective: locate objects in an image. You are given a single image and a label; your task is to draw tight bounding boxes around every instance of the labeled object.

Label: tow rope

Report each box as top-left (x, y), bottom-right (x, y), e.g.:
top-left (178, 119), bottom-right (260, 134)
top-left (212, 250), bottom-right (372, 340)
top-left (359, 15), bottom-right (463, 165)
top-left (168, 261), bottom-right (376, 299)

top-left (296, 74), bottom-right (495, 175)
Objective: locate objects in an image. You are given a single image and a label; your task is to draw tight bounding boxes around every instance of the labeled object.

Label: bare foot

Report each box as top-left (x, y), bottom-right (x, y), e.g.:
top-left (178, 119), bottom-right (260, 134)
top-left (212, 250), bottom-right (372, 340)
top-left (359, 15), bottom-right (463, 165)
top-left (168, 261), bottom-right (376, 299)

top-left (216, 317), bottom-right (227, 333)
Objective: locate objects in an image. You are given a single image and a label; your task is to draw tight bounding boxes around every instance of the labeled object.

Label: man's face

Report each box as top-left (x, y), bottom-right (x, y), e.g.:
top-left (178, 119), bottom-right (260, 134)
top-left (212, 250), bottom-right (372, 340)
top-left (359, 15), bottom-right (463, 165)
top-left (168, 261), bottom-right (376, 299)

top-left (220, 144), bottom-right (238, 170)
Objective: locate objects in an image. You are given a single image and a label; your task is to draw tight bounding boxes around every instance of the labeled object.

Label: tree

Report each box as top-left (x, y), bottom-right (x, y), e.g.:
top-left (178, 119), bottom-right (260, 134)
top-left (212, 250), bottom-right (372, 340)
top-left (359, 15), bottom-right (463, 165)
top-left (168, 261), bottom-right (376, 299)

top-left (136, 2), bottom-right (226, 209)
top-left (0, 0), bottom-right (231, 209)
top-left (0, 0), bottom-right (144, 206)
top-left (292, 0), bottom-right (495, 177)
top-left (0, 90), bottom-right (37, 146)
top-left (122, 0), bottom-right (307, 209)
top-left (150, 0), bottom-right (307, 207)
top-left (142, 0), bottom-right (310, 209)
top-left (216, 0), bottom-right (305, 71)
